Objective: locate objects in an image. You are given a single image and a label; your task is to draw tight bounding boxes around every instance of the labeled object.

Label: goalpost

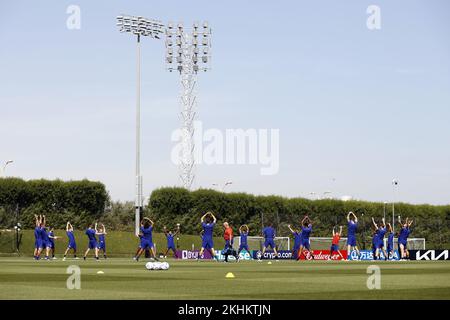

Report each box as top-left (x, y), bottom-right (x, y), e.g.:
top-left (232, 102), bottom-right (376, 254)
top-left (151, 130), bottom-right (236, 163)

top-left (233, 236), bottom-right (291, 251)
top-left (305, 237), bottom-right (426, 250)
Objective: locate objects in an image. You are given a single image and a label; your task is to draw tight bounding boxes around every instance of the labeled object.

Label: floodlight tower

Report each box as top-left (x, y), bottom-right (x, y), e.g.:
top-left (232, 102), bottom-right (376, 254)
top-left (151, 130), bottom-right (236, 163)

top-left (165, 21), bottom-right (212, 190)
top-left (116, 14), bottom-right (164, 236)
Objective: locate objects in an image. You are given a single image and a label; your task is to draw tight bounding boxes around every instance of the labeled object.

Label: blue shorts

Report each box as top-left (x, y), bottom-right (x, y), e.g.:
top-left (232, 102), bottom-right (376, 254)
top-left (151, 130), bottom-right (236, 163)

top-left (97, 242), bottom-right (106, 250)
top-left (387, 246), bottom-right (393, 253)
top-left (167, 246), bottom-right (176, 251)
top-left (68, 242), bottom-right (77, 250)
top-left (264, 239), bottom-right (275, 249)
top-left (301, 239), bottom-right (310, 249)
top-left (47, 241), bottom-right (54, 249)
top-left (88, 240), bottom-right (97, 249)
top-left (140, 239), bottom-right (153, 249)
top-left (202, 237), bottom-right (214, 249)
top-left (347, 236), bottom-right (357, 247)
top-left (330, 244), bottom-right (339, 252)
top-left (239, 244), bottom-right (249, 251)
top-left (34, 240), bottom-right (43, 249)
top-left (376, 242), bottom-right (384, 249)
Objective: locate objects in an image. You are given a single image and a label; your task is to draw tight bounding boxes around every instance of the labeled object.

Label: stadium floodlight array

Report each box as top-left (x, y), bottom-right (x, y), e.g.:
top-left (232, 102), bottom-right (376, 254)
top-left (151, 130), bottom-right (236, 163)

top-left (116, 14), bottom-right (164, 236)
top-left (165, 21), bottom-right (212, 189)
top-left (117, 15), bottom-right (165, 38)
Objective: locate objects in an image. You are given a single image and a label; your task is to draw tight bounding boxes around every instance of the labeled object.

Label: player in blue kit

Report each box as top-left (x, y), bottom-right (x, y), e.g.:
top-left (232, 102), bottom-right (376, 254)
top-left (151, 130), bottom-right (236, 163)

top-left (346, 212), bottom-right (360, 260)
top-left (237, 225), bottom-right (250, 256)
top-left (297, 215), bottom-right (314, 260)
top-left (398, 216), bottom-right (413, 260)
top-left (371, 227), bottom-right (379, 260)
top-left (134, 217), bottom-right (159, 261)
top-left (96, 224), bottom-right (107, 259)
top-left (39, 215), bottom-right (52, 260)
top-left (288, 224), bottom-right (302, 260)
top-left (63, 221), bottom-right (78, 260)
top-left (83, 223), bottom-right (100, 261)
top-left (372, 217), bottom-right (388, 260)
top-left (386, 223), bottom-right (395, 260)
top-left (198, 212), bottom-right (218, 261)
top-left (47, 227), bottom-right (60, 260)
top-left (33, 214), bottom-right (44, 260)
top-left (163, 224), bottom-right (180, 258)
top-left (261, 222), bottom-right (278, 259)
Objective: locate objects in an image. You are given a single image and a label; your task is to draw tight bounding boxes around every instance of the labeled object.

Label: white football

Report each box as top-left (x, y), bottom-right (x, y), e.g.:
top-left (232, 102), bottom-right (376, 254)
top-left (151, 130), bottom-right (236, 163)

top-left (145, 262), bottom-right (154, 270)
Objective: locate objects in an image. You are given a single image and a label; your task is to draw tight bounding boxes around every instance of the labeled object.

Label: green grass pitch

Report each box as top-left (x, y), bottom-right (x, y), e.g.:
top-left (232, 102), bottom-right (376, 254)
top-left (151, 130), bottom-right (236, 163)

top-left (1, 258), bottom-right (450, 300)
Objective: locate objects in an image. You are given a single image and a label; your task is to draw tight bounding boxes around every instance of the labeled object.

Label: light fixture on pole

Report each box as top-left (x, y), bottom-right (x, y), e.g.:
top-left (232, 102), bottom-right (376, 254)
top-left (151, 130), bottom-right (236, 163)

top-left (165, 21), bottom-right (212, 190)
top-left (392, 179), bottom-right (399, 232)
top-left (116, 14), bottom-right (164, 236)
top-left (383, 201), bottom-right (387, 221)
top-left (1, 160), bottom-right (13, 177)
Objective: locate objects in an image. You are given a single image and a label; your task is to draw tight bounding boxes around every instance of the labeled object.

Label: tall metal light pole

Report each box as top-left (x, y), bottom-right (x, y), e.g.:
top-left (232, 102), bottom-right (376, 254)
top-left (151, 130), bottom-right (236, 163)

top-left (116, 14), bottom-right (164, 236)
top-left (1, 160), bottom-right (13, 177)
top-left (392, 179), bottom-right (399, 232)
top-left (165, 21), bottom-right (212, 190)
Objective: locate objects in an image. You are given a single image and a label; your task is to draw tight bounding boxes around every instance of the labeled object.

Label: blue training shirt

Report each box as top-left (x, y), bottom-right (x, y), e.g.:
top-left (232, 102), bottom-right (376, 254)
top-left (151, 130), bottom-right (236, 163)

top-left (67, 231), bottom-right (75, 243)
top-left (202, 222), bottom-right (215, 238)
top-left (348, 221), bottom-right (357, 237)
top-left (167, 234), bottom-right (175, 247)
top-left (85, 228), bottom-right (97, 241)
top-left (301, 225), bottom-right (312, 240)
top-left (141, 226), bottom-right (153, 241)
top-left (293, 232), bottom-right (302, 247)
top-left (240, 232), bottom-right (248, 245)
top-left (263, 226), bottom-right (275, 240)
top-left (34, 227), bottom-right (41, 240)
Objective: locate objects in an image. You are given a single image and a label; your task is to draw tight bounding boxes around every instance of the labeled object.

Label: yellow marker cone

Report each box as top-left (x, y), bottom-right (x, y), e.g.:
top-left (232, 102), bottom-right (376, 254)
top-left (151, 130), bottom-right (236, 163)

top-left (225, 272), bottom-right (235, 278)
top-left (268, 261), bottom-right (272, 265)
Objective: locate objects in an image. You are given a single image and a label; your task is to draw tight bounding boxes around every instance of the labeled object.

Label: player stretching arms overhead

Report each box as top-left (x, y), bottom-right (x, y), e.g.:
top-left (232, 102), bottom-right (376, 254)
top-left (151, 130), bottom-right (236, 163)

top-left (83, 223), bottom-right (100, 261)
top-left (198, 212), bottom-right (218, 261)
top-left (288, 224), bottom-right (301, 260)
top-left (346, 211), bottom-right (360, 260)
top-left (40, 215), bottom-right (53, 261)
top-left (163, 224), bottom-right (180, 258)
top-left (386, 223), bottom-right (395, 260)
top-left (63, 221), bottom-right (78, 260)
top-left (33, 215), bottom-right (43, 260)
top-left (261, 222), bottom-right (278, 259)
top-left (329, 226), bottom-right (345, 260)
top-left (97, 224), bottom-right (107, 259)
top-left (134, 218), bottom-right (159, 261)
top-left (398, 216), bottom-right (413, 260)
top-left (372, 217), bottom-right (388, 261)
top-left (222, 222), bottom-right (239, 262)
top-left (297, 216), bottom-right (314, 260)
top-left (237, 225), bottom-right (250, 256)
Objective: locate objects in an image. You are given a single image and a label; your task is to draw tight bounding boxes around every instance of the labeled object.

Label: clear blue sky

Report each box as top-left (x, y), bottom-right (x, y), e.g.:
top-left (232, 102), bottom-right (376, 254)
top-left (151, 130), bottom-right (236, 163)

top-left (1, 0), bottom-right (449, 204)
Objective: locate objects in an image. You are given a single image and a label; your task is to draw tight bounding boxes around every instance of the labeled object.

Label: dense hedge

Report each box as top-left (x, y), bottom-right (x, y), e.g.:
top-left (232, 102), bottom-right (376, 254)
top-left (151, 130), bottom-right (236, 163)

top-left (149, 187), bottom-right (450, 249)
top-left (0, 178), bottom-right (108, 229)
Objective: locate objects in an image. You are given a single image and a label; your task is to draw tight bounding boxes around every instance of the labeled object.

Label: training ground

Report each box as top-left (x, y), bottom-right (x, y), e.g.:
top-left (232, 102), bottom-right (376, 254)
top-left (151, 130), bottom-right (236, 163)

top-left (0, 258), bottom-right (449, 300)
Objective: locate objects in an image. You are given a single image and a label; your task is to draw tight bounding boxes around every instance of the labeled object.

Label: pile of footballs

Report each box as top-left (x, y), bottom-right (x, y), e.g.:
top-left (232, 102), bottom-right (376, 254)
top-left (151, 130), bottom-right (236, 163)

top-left (145, 261), bottom-right (170, 270)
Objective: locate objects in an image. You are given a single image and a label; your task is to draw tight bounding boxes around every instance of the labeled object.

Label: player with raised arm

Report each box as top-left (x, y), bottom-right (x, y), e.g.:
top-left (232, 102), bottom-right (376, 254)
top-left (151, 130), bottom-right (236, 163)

top-left (163, 224), bottom-right (180, 258)
top-left (386, 223), bottom-right (395, 260)
top-left (198, 212), bottom-right (218, 261)
top-left (97, 224), bottom-right (107, 259)
top-left (237, 225), bottom-right (250, 256)
top-left (261, 222), bottom-right (278, 260)
top-left (329, 226), bottom-right (345, 260)
top-left (297, 215), bottom-right (314, 260)
top-left (398, 216), bottom-right (413, 260)
top-left (47, 227), bottom-right (60, 260)
top-left (288, 224), bottom-right (302, 260)
top-left (40, 215), bottom-right (52, 261)
top-left (222, 222), bottom-right (239, 262)
top-left (346, 211), bottom-right (360, 260)
top-left (372, 217), bottom-right (388, 260)
top-left (83, 223), bottom-right (100, 261)
top-left (63, 221), bottom-right (78, 261)
top-left (134, 218), bottom-right (159, 261)
top-left (33, 214), bottom-right (43, 260)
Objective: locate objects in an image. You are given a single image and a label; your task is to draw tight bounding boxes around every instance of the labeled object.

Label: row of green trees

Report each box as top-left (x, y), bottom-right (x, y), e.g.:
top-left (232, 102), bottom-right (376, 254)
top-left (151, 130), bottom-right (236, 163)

top-left (0, 177), bottom-right (108, 229)
top-left (149, 187), bottom-right (450, 249)
top-left (1, 179), bottom-right (449, 249)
